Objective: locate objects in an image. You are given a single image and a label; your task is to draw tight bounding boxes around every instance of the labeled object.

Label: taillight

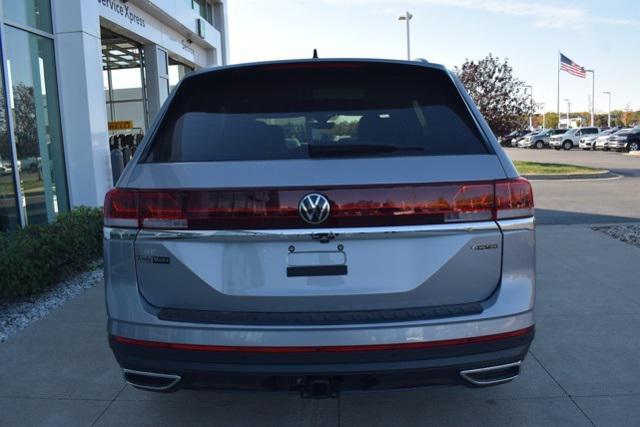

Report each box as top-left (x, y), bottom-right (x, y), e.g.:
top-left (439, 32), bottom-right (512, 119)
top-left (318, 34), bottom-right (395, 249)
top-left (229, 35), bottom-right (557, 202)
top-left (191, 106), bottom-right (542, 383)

top-left (103, 189), bottom-right (138, 228)
top-left (103, 179), bottom-right (533, 230)
top-left (495, 178), bottom-right (535, 220)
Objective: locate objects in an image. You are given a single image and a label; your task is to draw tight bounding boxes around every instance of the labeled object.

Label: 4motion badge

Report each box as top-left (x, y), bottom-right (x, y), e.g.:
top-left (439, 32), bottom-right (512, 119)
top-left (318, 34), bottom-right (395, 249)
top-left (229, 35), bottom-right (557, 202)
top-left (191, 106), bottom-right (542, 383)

top-left (471, 243), bottom-right (499, 251)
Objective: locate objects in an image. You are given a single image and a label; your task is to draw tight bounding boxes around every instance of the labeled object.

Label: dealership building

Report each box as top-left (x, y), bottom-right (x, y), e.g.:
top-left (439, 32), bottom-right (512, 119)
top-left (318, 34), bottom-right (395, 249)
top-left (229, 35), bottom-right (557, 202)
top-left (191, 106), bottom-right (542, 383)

top-left (0, 0), bottom-right (228, 231)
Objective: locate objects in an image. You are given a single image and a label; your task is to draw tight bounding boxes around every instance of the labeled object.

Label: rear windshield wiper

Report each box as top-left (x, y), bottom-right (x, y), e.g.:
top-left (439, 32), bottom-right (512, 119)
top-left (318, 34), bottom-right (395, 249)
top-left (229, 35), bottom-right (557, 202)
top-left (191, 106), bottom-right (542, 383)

top-left (308, 143), bottom-right (424, 157)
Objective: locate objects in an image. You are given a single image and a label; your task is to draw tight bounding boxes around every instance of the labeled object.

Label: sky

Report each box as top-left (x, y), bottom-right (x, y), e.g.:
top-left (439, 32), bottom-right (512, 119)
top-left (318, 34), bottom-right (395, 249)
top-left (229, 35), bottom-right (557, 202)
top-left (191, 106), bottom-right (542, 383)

top-left (226, 0), bottom-right (640, 114)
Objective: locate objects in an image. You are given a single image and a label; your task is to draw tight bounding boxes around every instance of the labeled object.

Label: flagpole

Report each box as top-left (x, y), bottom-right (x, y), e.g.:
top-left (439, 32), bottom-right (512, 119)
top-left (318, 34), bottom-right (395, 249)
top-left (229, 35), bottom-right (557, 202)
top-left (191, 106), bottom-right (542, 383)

top-left (557, 51), bottom-right (560, 128)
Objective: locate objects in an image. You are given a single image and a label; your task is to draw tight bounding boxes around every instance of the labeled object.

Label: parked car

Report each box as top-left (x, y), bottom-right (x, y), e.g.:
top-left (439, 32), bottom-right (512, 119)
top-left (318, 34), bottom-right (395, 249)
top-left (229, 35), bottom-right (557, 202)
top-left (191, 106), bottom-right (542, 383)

top-left (518, 129), bottom-right (564, 149)
top-left (513, 131), bottom-right (536, 148)
top-left (549, 127), bottom-right (599, 150)
top-left (608, 126), bottom-right (640, 152)
top-left (595, 128), bottom-right (628, 151)
top-left (103, 59), bottom-right (535, 396)
top-left (499, 130), bottom-right (529, 147)
top-left (580, 129), bottom-right (615, 150)
top-left (0, 161), bottom-right (11, 176)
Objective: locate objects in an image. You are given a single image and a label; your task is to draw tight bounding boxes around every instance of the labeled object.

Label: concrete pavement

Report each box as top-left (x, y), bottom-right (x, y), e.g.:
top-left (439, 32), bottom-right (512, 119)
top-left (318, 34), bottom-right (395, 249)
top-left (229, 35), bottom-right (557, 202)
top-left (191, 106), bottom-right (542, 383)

top-left (1, 223), bottom-right (639, 426)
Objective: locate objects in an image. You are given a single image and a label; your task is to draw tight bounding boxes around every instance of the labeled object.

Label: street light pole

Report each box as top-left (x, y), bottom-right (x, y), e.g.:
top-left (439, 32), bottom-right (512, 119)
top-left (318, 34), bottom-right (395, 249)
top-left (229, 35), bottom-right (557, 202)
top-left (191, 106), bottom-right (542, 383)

top-left (525, 85), bottom-right (533, 130)
top-left (398, 12), bottom-right (413, 60)
top-left (563, 98), bottom-right (571, 125)
top-left (603, 91), bottom-right (611, 127)
top-left (538, 102), bottom-right (546, 129)
top-left (586, 69), bottom-right (595, 126)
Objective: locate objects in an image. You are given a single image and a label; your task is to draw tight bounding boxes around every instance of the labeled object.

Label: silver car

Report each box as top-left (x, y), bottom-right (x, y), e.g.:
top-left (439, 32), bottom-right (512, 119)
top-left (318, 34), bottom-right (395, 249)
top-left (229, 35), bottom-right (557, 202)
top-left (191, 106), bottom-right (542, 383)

top-left (518, 129), bottom-right (563, 149)
top-left (595, 128), bottom-right (628, 151)
top-left (104, 59), bottom-right (535, 397)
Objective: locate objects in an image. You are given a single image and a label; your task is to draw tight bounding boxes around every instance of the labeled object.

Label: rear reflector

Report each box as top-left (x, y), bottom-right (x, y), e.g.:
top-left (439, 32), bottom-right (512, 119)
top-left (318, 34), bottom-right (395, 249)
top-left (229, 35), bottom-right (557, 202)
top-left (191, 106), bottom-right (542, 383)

top-left (103, 178), bottom-right (533, 229)
top-left (112, 326), bottom-right (533, 353)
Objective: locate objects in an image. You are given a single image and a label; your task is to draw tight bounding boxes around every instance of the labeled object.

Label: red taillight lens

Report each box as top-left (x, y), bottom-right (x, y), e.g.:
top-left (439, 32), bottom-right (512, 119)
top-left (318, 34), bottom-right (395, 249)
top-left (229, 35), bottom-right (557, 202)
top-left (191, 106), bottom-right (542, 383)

top-left (102, 179), bottom-right (533, 230)
top-left (103, 189), bottom-right (138, 228)
top-left (139, 191), bottom-right (188, 229)
top-left (495, 178), bottom-right (535, 219)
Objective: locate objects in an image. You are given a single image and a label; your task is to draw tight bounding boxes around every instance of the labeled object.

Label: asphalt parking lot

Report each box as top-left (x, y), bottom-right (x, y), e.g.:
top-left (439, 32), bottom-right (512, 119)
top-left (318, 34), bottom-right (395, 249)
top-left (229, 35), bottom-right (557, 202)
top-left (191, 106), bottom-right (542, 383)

top-left (506, 148), bottom-right (640, 225)
top-left (1, 149), bottom-right (639, 426)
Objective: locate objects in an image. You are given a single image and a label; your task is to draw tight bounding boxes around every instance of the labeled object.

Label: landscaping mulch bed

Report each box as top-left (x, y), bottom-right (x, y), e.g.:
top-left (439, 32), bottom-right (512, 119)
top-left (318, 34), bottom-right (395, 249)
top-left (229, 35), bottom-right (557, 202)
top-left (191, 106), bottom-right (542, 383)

top-left (593, 225), bottom-right (640, 249)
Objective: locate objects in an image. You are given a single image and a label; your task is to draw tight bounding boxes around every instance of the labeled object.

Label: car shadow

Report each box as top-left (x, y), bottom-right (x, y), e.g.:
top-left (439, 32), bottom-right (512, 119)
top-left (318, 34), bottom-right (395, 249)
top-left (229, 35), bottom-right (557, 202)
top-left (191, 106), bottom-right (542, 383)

top-left (535, 208), bottom-right (640, 225)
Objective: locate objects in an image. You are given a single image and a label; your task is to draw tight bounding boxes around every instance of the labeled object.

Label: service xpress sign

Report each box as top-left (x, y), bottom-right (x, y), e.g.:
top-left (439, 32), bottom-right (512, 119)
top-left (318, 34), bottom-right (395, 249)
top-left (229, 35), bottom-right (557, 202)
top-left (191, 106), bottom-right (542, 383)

top-left (98, 0), bottom-right (146, 28)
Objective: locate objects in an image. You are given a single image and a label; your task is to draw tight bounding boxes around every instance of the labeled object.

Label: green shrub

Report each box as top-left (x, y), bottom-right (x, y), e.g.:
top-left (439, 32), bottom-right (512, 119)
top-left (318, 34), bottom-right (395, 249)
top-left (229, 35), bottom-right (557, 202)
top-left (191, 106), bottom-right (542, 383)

top-left (0, 207), bottom-right (103, 299)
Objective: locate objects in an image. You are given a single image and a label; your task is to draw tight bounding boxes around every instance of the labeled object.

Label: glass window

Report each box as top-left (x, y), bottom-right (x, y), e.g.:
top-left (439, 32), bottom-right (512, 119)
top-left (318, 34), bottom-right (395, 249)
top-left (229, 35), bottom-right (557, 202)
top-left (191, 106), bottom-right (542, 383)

top-left (0, 47), bottom-right (19, 230)
top-left (158, 50), bottom-right (168, 75)
top-left (145, 63), bottom-right (488, 163)
top-left (3, 0), bottom-right (53, 33)
top-left (193, 0), bottom-right (213, 25)
top-left (5, 25), bottom-right (68, 225)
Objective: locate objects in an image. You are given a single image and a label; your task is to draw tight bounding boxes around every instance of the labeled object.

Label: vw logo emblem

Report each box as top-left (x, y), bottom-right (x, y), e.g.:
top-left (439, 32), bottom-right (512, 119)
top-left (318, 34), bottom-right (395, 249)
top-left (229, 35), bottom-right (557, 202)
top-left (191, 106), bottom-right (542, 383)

top-left (298, 193), bottom-right (331, 225)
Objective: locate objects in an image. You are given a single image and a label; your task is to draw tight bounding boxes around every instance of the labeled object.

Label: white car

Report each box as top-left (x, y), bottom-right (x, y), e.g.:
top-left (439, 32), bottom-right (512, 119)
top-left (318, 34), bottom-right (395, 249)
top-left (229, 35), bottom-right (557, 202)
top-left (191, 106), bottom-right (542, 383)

top-left (549, 127), bottom-right (599, 150)
top-left (580, 130), bottom-right (614, 150)
top-left (0, 160), bottom-right (12, 176)
top-left (513, 132), bottom-right (536, 147)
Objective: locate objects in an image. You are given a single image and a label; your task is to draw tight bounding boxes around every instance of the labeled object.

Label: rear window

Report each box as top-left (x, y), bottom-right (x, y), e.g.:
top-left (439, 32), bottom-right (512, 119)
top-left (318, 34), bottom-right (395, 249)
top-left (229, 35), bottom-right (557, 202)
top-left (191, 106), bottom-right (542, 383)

top-left (144, 62), bottom-right (489, 163)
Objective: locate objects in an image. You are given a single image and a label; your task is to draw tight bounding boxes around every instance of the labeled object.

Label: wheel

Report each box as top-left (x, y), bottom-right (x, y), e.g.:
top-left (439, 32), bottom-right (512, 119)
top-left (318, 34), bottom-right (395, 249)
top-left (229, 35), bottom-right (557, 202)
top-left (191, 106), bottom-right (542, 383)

top-left (563, 140), bottom-right (573, 150)
top-left (629, 141), bottom-right (639, 152)
top-left (535, 141), bottom-right (544, 149)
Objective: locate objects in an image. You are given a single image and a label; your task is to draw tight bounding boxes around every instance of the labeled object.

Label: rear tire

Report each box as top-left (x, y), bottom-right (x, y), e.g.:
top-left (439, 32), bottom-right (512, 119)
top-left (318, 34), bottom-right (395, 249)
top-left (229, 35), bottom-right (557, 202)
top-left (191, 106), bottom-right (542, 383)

top-left (563, 140), bottom-right (573, 150)
top-left (535, 141), bottom-right (544, 149)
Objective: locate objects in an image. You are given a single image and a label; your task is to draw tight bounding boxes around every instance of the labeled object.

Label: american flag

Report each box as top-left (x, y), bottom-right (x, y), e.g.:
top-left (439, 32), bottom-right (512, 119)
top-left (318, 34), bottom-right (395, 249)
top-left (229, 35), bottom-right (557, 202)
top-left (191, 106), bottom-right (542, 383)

top-left (560, 53), bottom-right (586, 78)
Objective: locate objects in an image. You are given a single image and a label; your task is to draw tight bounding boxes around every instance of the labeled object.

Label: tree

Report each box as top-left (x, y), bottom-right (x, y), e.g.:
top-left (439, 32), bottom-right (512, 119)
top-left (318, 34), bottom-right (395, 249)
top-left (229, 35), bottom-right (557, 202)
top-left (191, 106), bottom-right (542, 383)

top-left (12, 83), bottom-right (39, 159)
top-left (621, 103), bottom-right (633, 126)
top-left (544, 112), bottom-right (559, 129)
top-left (455, 54), bottom-right (533, 137)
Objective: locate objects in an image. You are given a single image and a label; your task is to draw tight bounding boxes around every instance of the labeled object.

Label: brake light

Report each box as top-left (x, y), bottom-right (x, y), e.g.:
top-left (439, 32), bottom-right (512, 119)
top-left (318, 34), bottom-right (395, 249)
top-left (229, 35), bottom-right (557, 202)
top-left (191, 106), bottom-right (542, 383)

top-left (103, 189), bottom-right (137, 228)
top-left (495, 178), bottom-right (535, 220)
top-left (262, 62), bottom-right (364, 71)
top-left (103, 179), bottom-right (533, 230)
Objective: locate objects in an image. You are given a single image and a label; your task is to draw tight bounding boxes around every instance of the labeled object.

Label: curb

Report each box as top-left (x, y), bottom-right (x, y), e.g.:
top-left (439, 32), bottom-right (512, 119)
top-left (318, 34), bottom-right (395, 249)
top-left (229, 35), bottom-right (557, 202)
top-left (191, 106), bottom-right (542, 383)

top-left (522, 170), bottom-right (615, 180)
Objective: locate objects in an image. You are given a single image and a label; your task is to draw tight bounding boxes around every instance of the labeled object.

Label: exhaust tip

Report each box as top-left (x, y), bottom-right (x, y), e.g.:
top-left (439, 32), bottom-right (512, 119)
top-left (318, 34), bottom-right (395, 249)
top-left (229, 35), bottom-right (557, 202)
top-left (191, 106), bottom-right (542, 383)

top-left (123, 369), bottom-right (181, 391)
top-left (459, 361), bottom-right (521, 386)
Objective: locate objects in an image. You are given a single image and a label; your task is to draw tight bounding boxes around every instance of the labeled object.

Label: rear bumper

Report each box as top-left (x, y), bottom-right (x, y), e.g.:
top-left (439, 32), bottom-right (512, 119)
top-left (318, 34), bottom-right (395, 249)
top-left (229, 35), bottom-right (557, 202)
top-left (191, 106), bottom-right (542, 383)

top-left (105, 217), bottom-right (535, 393)
top-left (110, 327), bottom-right (534, 393)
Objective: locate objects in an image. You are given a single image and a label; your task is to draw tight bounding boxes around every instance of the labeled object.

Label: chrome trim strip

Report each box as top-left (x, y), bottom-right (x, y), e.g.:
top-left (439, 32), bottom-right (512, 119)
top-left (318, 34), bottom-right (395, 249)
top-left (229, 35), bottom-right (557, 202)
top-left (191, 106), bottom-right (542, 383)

top-left (459, 361), bottom-right (521, 386)
top-left (497, 216), bottom-right (535, 232)
top-left (134, 221), bottom-right (500, 242)
top-left (122, 369), bottom-right (181, 391)
top-left (104, 227), bottom-right (139, 240)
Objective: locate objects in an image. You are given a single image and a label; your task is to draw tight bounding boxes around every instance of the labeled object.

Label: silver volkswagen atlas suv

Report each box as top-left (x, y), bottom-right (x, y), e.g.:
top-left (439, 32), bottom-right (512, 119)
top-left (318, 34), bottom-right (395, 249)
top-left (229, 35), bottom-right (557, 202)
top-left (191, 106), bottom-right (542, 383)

top-left (104, 59), bottom-right (535, 398)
